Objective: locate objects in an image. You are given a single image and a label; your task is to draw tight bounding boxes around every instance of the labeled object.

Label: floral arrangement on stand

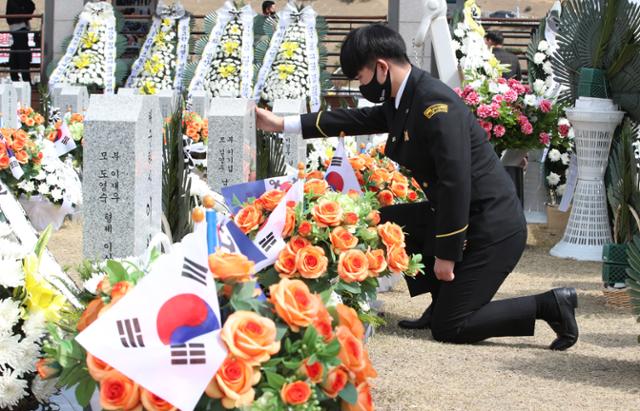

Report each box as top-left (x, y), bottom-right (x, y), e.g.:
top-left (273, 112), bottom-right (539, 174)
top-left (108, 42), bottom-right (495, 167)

top-left (48, 1), bottom-right (127, 94)
top-left (0, 224), bottom-right (68, 410)
top-left (125, 3), bottom-right (191, 94)
top-left (0, 127), bottom-right (43, 194)
top-left (187, 2), bottom-right (256, 100)
top-left (455, 77), bottom-right (570, 153)
top-left (253, 3), bottom-right (330, 111)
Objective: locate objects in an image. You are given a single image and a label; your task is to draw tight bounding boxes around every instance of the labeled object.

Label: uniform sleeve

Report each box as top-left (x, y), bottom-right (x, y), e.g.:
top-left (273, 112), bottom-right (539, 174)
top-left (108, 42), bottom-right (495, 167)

top-left (425, 101), bottom-right (471, 262)
top-left (299, 105), bottom-right (388, 139)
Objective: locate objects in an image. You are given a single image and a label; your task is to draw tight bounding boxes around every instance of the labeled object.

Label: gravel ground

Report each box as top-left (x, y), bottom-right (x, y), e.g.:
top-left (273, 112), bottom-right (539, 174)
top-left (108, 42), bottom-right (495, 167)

top-left (49, 223), bottom-right (640, 410)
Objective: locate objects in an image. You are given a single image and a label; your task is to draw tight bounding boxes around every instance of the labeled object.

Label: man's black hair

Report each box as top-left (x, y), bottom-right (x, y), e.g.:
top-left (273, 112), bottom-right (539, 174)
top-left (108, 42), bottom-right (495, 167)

top-left (339, 24), bottom-right (410, 79)
top-left (262, 1), bottom-right (275, 14)
top-left (485, 31), bottom-right (504, 45)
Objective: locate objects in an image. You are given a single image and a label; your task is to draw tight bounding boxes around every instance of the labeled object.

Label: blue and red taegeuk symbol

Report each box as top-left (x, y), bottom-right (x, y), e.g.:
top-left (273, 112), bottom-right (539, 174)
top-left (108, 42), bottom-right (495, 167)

top-left (156, 294), bottom-right (220, 345)
top-left (325, 172), bottom-right (344, 192)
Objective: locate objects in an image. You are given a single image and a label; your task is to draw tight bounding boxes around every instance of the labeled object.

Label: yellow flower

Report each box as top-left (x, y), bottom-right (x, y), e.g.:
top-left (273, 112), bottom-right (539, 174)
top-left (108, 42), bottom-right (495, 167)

top-left (280, 41), bottom-right (299, 59)
top-left (218, 63), bottom-right (237, 78)
top-left (222, 40), bottom-right (240, 56)
top-left (162, 18), bottom-right (172, 27)
top-left (140, 80), bottom-right (156, 95)
top-left (488, 56), bottom-right (500, 68)
top-left (143, 55), bottom-right (164, 75)
top-left (23, 254), bottom-right (67, 323)
top-left (229, 25), bottom-right (241, 35)
top-left (154, 31), bottom-right (166, 47)
top-left (73, 53), bottom-right (92, 69)
top-left (81, 31), bottom-right (99, 49)
top-left (277, 64), bottom-right (296, 80)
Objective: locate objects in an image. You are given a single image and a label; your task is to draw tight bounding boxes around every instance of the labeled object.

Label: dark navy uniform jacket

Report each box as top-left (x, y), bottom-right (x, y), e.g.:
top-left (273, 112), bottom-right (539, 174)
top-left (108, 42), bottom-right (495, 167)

top-left (299, 66), bottom-right (526, 267)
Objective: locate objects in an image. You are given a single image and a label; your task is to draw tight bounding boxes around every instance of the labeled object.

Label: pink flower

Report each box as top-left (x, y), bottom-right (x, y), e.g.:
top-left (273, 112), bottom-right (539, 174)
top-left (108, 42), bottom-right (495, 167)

top-left (498, 78), bottom-right (507, 85)
top-left (489, 102), bottom-right (501, 118)
top-left (521, 122), bottom-right (533, 135)
top-left (454, 87), bottom-right (463, 97)
top-left (464, 91), bottom-right (480, 105)
top-left (539, 99), bottom-right (553, 113)
top-left (508, 79), bottom-right (526, 94)
top-left (476, 104), bottom-right (492, 119)
top-left (480, 120), bottom-right (493, 135)
top-left (493, 124), bottom-right (506, 138)
top-left (462, 85), bottom-right (474, 97)
top-left (504, 89), bottom-right (518, 103)
top-left (539, 132), bottom-right (551, 145)
top-left (559, 124), bottom-right (570, 137)
top-left (518, 114), bottom-right (529, 126)
top-left (492, 94), bottom-right (504, 104)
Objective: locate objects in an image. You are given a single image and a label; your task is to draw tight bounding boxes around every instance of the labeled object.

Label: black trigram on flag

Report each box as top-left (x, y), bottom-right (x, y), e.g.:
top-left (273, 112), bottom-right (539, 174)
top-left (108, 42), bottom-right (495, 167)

top-left (171, 343), bottom-right (206, 365)
top-left (330, 156), bottom-right (343, 167)
top-left (60, 136), bottom-right (70, 145)
top-left (181, 257), bottom-right (207, 286)
top-left (258, 232), bottom-right (277, 252)
top-left (117, 318), bottom-right (145, 348)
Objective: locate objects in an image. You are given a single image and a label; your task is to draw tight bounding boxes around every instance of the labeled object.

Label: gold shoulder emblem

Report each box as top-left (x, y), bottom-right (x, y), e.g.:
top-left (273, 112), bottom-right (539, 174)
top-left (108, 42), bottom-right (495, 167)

top-left (423, 103), bottom-right (449, 119)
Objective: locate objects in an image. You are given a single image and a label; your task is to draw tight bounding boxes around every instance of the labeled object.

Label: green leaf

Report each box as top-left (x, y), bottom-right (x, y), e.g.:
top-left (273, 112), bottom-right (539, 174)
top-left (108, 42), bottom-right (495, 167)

top-left (75, 376), bottom-right (97, 407)
top-left (338, 382), bottom-right (358, 404)
top-left (320, 339), bottom-right (341, 358)
top-left (34, 225), bottom-right (53, 261)
top-left (105, 260), bottom-right (128, 284)
top-left (282, 359), bottom-right (301, 370)
top-left (264, 370), bottom-right (286, 390)
top-left (276, 324), bottom-right (288, 341)
top-left (302, 325), bottom-right (318, 347)
top-left (336, 281), bottom-right (361, 295)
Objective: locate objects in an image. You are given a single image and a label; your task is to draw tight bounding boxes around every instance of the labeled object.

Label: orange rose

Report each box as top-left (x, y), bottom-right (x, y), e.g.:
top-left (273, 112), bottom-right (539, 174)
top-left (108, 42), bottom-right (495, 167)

top-left (19, 114), bottom-right (28, 123)
top-left (336, 304), bottom-right (365, 340)
top-left (25, 117), bottom-right (35, 127)
top-left (205, 356), bottom-right (259, 409)
top-left (343, 212), bottom-right (359, 225)
top-left (342, 381), bottom-right (374, 411)
top-left (281, 381), bottom-right (312, 405)
top-left (377, 222), bottom-right (405, 248)
top-left (140, 388), bottom-right (176, 411)
top-left (77, 297), bottom-right (104, 332)
top-left (304, 178), bottom-right (328, 197)
top-left (354, 349), bottom-right (378, 384)
top-left (70, 113), bottom-right (84, 123)
top-left (283, 207), bottom-right (296, 237)
top-left (269, 278), bottom-right (319, 332)
top-left (313, 300), bottom-right (334, 342)
top-left (367, 210), bottom-right (380, 226)
top-left (387, 244), bottom-right (410, 272)
top-left (337, 249), bottom-right (369, 283)
top-left (366, 249), bottom-right (387, 277)
top-left (302, 358), bottom-right (324, 383)
top-left (86, 353), bottom-right (113, 382)
top-left (47, 130), bottom-right (57, 142)
top-left (209, 251), bottom-right (255, 282)
top-left (99, 370), bottom-right (140, 411)
top-left (110, 281), bottom-right (133, 304)
top-left (298, 220), bottom-right (312, 237)
top-left (33, 151), bottom-right (43, 165)
top-left (0, 155), bottom-right (9, 170)
top-left (391, 181), bottom-right (408, 198)
top-left (287, 236), bottom-right (311, 253)
top-left (349, 157), bottom-right (366, 171)
top-left (377, 190), bottom-right (394, 206)
top-left (392, 172), bottom-right (408, 185)
top-left (330, 227), bottom-right (358, 253)
top-left (234, 204), bottom-right (264, 234)
top-left (355, 170), bottom-right (365, 186)
top-left (369, 168), bottom-right (391, 187)
top-left (407, 190), bottom-right (418, 201)
top-left (323, 366), bottom-right (349, 398)
top-left (275, 247), bottom-right (297, 278)
top-left (258, 189), bottom-right (286, 212)
top-left (312, 200), bottom-right (343, 227)
top-left (221, 311), bottom-right (280, 365)
top-left (36, 358), bottom-right (61, 380)
top-left (12, 134), bottom-right (26, 151)
top-left (336, 326), bottom-right (365, 373)
top-left (34, 114), bottom-right (45, 125)
top-left (295, 245), bottom-right (328, 279)
top-left (305, 170), bottom-right (323, 179)
top-left (14, 150), bottom-right (28, 164)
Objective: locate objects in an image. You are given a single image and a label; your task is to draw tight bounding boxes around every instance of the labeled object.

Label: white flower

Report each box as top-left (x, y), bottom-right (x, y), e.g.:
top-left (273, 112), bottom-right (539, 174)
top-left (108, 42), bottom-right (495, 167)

top-left (524, 94), bottom-right (537, 106)
top-left (548, 149), bottom-right (562, 162)
top-left (0, 299), bottom-right (21, 336)
top-left (50, 188), bottom-right (63, 202)
top-left (451, 40), bottom-right (461, 51)
top-left (45, 173), bottom-right (59, 186)
top-left (0, 222), bottom-right (12, 238)
top-left (556, 183), bottom-right (566, 196)
top-left (561, 152), bottom-right (571, 165)
top-left (32, 377), bottom-right (59, 404)
top-left (38, 183), bottom-right (50, 195)
top-left (533, 52), bottom-right (546, 65)
top-left (83, 272), bottom-right (105, 295)
top-left (542, 61), bottom-right (553, 75)
top-left (454, 28), bottom-right (465, 38)
top-left (34, 172), bottom-right (46, 181)
top-left (0, 240), bottom-right (27, 260)
top-left (0, 333), bottom-right (23, 370)
top-left (533, 79), bottom-right (546, 94)
top-left (14, 338), bottom-right (40, 375)
top-left (0, 369), bottom-right (28, 409)
top-left (558, 118), bottom-right (570, 127)
top-left (22, 312), bottom-right (47, 341)
top-left (546, 172), bottom-right (561, 186)
top-left (537, 40), bottom-right (549, 52)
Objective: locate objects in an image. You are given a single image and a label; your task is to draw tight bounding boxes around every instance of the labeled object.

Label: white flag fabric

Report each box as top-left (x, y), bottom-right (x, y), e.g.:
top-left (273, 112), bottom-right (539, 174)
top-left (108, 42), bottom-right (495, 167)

top-left (324, 139), bottom-right (362, 194)
top-left (76, 223), bottom-right (226, 411)
top-left (54, 120), bottom-right (77, 157)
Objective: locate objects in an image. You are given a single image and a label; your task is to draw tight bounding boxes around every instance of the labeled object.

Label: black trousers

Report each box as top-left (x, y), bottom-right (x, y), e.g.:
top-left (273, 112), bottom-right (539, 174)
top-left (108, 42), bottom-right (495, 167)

top-left (10, 29), bottom-right (31, 82)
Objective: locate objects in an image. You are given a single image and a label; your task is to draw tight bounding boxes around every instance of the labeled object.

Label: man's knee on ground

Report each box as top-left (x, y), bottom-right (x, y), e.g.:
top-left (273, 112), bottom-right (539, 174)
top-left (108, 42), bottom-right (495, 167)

top-left (431, 324), bottom-right (462, 343)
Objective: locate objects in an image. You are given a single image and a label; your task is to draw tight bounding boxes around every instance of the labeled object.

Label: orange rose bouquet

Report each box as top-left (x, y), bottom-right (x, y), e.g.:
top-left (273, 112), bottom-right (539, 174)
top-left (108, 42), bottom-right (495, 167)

top-left (183, 111), bottom-right (208, 145)
top-left (0, 126), bottom-right (43, 193)
top-left (44, 110), bottom-right (85, 168)
top-left (18, 106), bottom-right (46, 139)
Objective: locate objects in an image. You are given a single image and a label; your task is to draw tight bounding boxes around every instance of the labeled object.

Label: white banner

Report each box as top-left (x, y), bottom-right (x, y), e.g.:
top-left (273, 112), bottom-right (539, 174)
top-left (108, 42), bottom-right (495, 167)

top-left (174, 15), bottom-right (192, 91)
top-left (558, 153), bottom-right (578, 212)
top-left (300, 7), bottom-right (322, 111)
top-left (125, 17), bottom-right (162, 88)
top-left (76, 223), bottom-right (226, 411)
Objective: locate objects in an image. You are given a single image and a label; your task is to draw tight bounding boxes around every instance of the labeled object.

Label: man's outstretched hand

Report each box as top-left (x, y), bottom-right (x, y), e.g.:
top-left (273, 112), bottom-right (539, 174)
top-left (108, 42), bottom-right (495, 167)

top-left (434, 257), bottom-right (455, 282)
top-left (256, 107), bottom-right (285, 133)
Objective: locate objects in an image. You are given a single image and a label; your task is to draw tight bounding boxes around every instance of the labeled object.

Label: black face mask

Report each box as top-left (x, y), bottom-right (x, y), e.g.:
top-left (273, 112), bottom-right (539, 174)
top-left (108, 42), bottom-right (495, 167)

top-left (359, 66), bottom-right (392, 104)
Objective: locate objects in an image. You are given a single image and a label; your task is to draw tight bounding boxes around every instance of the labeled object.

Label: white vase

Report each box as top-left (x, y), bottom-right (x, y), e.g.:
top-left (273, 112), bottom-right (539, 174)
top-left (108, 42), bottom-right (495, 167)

top-left (550, 97), bottom-right (625, 261)
top-left (523, 148), bottom-right (548, 224)
top-left (500, 148), bottom-right (528, 167)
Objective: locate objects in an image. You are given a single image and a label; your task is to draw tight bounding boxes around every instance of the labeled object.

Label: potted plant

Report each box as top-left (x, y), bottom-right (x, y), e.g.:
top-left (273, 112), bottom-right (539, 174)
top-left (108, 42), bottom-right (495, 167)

top-left (549, 0), bottom-right (640, 261)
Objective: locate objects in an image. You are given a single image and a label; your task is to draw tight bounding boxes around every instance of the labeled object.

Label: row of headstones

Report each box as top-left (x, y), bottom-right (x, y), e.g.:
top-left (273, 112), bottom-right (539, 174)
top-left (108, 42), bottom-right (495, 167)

top-left (81, 93), bottom-right (378, 261)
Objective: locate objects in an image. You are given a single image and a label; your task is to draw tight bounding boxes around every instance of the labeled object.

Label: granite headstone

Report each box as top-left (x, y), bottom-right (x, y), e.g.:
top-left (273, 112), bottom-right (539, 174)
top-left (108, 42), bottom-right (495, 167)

top-left (58, 85), bottom-right (90, 114)
top-left (189, 89), bottom-right (211, 119)
top-left (0, 81), bottom-right (18, 127)
top-left (13, 81), bottom-right (31, 108)
top-left (273, 98), bottom-right (307, 167)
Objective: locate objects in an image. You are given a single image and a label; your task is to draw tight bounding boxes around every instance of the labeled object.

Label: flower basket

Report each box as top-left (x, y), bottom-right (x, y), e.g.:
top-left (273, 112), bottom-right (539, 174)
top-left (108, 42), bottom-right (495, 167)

top-left (19, 194), bottom-right (74, 232)
top-left (602, 286), bottom-right (633, 310)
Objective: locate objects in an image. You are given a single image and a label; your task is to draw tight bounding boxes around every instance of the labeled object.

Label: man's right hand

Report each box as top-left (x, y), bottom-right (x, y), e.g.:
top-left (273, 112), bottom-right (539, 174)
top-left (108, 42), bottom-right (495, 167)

top-left (256, 107), bottom-right (285, 133)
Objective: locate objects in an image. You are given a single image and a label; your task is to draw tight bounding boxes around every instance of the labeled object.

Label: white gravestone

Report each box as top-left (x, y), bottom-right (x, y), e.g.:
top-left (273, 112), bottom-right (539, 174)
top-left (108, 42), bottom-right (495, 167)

top-left (207, 98), bottom-right (256, 192)
top-left (13, 81), bottom-right (31, 108)
top-left (0, 81), bottom-right (18, 127)
top-left (83, 94), bottom-right (162, 260)
top-left (156, 89), bottom-right (179, 119)
top-left (188, 89), bottom-right (211, 119)
top-left (273, 99), bottom-right (307, 167)
top-left (58, 85), bottom-right (90, 114)
top-left (117, 87), bottom-right (138, 95)
top-left (50, 84), bottom-right (64, 108)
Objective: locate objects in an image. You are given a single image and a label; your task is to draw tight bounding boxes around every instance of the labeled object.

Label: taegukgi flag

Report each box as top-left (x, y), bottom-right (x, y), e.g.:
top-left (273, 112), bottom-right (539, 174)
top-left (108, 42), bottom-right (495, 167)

top-left (76, 222), bottom-right (227, 411)
top-left (221, 175), bottom-right (296, 214)
top-left (324, 139), bottom-right (362, 194)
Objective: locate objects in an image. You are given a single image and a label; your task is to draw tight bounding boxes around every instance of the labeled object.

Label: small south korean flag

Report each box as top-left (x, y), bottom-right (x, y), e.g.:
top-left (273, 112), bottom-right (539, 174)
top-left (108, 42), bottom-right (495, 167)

top-left (53, 119), bottom-right (77, 157)
top-left (324, 138), bottom-right (362, 194)
top-left (76, 223), bottom-right (227, 411)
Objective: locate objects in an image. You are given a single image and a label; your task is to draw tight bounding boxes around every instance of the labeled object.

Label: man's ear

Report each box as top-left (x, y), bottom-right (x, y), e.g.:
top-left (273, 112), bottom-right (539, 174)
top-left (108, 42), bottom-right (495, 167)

top-left (376, 59), bottom-right (389, 83)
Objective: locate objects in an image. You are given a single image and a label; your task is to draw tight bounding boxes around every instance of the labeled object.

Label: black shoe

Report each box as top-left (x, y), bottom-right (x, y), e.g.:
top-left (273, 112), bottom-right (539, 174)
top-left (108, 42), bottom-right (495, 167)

top-left (398, 305), bottom-right (433, 330)
top-left (548, 287), bottom-right (579, 351)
